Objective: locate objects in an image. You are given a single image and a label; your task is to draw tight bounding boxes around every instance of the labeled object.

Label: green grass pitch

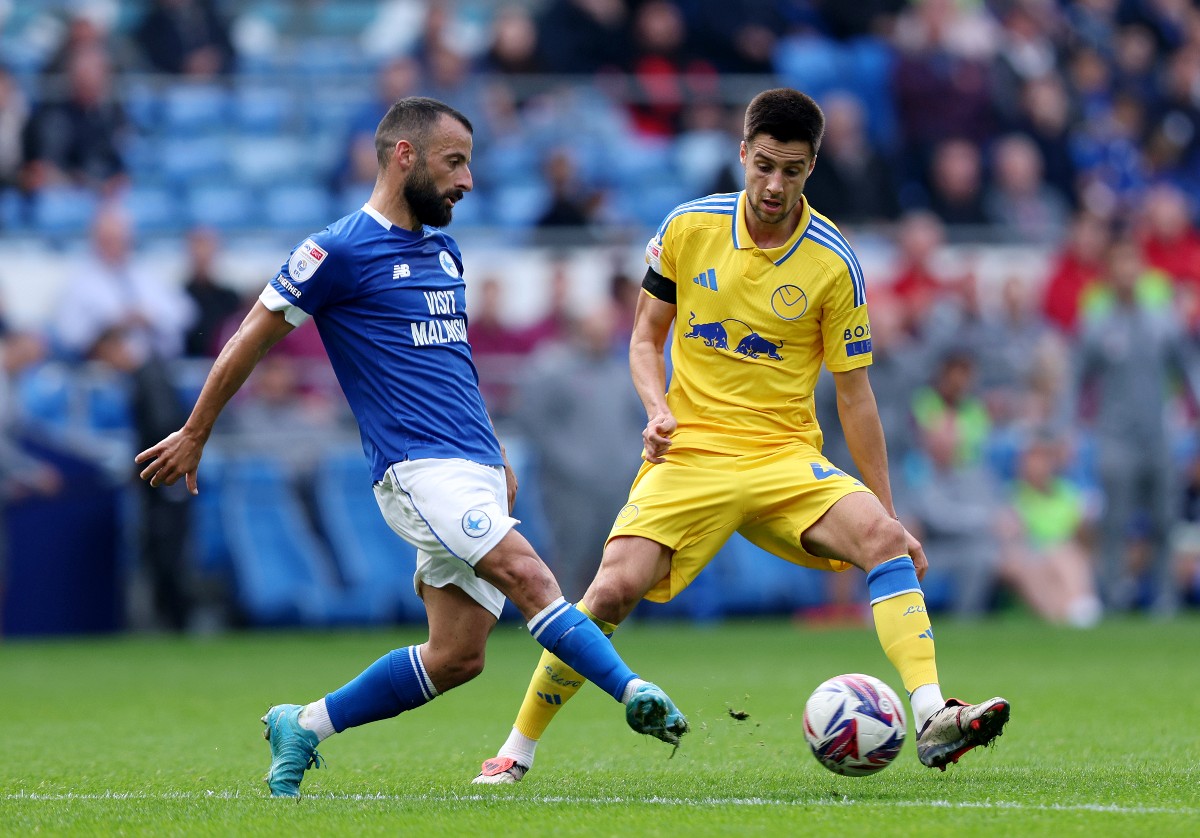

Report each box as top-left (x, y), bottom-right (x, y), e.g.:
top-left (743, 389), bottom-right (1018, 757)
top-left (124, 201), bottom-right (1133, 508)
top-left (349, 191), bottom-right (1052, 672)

top-left (3, 614), bottom-right (1197, 836)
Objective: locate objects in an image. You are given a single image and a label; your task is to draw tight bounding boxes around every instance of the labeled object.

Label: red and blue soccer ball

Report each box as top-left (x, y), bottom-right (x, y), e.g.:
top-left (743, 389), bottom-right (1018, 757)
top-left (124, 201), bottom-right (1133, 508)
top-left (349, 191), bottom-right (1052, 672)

top-left (803, 673), bottom-right (907, 776)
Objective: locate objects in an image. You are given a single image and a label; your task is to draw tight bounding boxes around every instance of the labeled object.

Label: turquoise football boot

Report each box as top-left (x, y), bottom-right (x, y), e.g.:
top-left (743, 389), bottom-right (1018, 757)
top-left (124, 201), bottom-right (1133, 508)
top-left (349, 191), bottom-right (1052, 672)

top-left (261, 704), bottom-right (323, 798)
top-left (625, 682), bottom-right (689, 746)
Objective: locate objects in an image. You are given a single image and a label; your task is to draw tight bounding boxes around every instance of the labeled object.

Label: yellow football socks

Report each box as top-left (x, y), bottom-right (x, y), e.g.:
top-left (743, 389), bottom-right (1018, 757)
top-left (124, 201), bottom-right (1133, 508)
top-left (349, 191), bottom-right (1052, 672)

top-left (866, 557), bottom-right (940, 694)
top-left (513, 603), bottom-right (619, 740)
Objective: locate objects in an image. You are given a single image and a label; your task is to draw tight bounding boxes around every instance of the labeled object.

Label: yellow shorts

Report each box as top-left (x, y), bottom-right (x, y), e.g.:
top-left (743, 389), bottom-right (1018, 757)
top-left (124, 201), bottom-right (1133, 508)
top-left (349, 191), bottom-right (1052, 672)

top-left (606, 444), bottom-right (872, 603)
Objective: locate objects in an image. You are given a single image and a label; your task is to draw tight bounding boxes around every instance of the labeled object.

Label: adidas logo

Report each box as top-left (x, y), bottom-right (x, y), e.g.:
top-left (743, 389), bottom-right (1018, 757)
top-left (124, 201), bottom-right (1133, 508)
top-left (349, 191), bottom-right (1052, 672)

top-left (918, 628), bottom-right (935, 640)
top-left (537, 691), bottom-right (563, 705)
top-left (691, 268), bottom-right (718, 291)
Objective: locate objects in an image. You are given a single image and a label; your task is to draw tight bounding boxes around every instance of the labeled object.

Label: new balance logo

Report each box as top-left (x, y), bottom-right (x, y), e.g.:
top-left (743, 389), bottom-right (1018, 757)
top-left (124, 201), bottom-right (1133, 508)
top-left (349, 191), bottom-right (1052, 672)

top-left (393, 263), bottom-right (411, 280)
top-left (691, 268), bottom-right (718, 291)
top-left (918, 628), bottom-right (935, 640)
top-left (537, 691), bottom-right (563, 705)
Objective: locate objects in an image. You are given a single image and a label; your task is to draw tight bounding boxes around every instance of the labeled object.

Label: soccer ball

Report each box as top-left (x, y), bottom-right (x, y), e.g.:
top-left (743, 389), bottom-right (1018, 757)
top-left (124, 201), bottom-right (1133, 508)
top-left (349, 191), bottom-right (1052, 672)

top-left (803, 673), bottom-right (906, 776)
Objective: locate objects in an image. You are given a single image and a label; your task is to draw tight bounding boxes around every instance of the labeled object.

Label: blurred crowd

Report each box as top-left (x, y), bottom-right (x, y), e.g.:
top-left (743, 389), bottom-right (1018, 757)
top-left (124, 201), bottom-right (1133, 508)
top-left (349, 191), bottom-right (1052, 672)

top-left (4, 0), bottom-right (1200, 631)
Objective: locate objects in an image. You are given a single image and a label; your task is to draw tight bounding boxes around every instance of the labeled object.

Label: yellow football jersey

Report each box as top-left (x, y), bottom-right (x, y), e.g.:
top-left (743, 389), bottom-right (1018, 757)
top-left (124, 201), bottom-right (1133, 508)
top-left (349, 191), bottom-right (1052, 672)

top-left (644, 190), bottom-right (872, 454)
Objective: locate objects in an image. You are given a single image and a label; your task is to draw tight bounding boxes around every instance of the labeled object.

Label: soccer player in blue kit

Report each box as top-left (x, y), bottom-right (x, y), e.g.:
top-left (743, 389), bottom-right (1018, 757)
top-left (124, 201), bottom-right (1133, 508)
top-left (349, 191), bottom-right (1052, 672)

top-left (135, 97), bottom-right (687, 798)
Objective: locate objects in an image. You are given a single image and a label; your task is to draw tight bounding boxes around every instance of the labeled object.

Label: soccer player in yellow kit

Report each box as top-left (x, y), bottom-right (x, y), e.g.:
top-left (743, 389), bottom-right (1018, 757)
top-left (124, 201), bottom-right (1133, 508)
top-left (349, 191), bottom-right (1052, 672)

top-left (474, 89), bottom-right (1010, 783)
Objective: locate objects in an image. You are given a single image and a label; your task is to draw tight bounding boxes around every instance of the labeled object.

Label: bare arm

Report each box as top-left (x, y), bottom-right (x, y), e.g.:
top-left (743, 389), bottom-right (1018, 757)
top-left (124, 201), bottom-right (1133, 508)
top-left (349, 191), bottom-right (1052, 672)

top-left (832, 366), bottom-right (927, 576)
top-left (134, 302), bottom-right (295, 494)
top-left (629, 292), bottom-right (677, 463)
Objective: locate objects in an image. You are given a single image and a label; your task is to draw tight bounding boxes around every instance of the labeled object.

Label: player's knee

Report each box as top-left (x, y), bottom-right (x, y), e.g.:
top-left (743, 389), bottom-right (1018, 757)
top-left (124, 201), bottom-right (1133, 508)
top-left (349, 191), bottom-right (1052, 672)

top-left (584, 574), bottom-right (641, 623)
top-left (857, 514), bottom-right (908, 571)
top-left (425, 648), bottom-right (486, 691)
top-left (478, 547), bottom-right (561, 617)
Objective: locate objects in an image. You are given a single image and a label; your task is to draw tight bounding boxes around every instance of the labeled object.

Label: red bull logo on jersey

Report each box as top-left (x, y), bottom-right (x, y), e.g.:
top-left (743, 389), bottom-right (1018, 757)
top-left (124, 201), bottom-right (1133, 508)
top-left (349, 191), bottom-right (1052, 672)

top-left (683, 313), bottom-right (784, 361)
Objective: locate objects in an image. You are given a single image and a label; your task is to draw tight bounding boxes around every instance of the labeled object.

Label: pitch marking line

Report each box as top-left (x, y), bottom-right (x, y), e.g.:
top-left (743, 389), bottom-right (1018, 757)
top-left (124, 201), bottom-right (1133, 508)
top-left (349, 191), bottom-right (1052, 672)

top-left (2, 792), bottom-right (1194, 816)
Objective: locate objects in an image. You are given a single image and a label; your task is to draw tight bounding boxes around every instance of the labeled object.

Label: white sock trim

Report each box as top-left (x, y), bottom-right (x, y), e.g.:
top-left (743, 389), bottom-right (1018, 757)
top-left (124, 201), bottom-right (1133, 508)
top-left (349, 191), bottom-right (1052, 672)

top-left (527, 596), bottom-right (570, 641)
top-left (299, 698), bottom-right (336, 742)
top-left (909, 683), bottom-right (945, 732)
top-left (620, 678), bottom-right (648, 705)
top-left (498, 726), bottom-right (538, 768)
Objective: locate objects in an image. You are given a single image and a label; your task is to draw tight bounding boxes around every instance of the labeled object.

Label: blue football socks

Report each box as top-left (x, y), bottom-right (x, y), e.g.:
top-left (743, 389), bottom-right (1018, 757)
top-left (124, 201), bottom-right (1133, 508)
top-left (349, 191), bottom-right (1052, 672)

top-left (527, 597), bottom-right (636, 701)
top-left (325, 646), bottom-right (439, 733)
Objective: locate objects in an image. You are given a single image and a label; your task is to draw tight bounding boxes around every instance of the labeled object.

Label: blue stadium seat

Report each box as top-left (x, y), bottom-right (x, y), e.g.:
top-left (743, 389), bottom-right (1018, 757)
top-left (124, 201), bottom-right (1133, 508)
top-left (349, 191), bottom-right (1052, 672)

top-left (187, 184), bottom-right (255, 231)
top-left (161, 84), bottom-right (231, 136)
top-left (488, 182), bottom-right (549, 229)
top-left (262, 183), bottom-right (333, 232)
top-left (219, 454), bottom-right (393, 626)
top-left (159, 136), bottom-right (230, 184)
top-left (122, 186), bottom-right (181, 235)
top-left (229, 136), bottom-right (306, 187)
top-left (0, 188), bottom-right (26, 231)
top-left (314, 448), bottom-right (426, 622)
top-left (232, 85), bottom-right (294, 134)
top-left (31, 187), bottom-right (99, 237)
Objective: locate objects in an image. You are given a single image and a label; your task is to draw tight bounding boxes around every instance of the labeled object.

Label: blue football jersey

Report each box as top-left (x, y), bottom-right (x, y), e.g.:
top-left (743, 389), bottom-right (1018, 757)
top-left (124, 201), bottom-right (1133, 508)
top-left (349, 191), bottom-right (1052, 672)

top-left (261, 205), bottom-right (503, 481)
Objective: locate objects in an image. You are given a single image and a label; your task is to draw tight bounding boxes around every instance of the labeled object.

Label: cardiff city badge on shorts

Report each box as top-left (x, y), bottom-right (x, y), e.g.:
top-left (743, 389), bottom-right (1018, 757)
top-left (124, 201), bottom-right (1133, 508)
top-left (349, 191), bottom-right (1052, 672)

top-left (439, 251), bottom-right (460, 278)
top-left (461, 508), bottom-right (492, 538)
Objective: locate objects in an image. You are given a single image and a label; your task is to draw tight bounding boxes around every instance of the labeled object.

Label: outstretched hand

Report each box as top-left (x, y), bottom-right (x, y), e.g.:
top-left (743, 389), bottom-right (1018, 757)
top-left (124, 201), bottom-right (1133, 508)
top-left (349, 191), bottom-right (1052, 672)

top-left (642, 409), bottom-right (677, 464)
top-left (134, 429), bottom-right (205, 495)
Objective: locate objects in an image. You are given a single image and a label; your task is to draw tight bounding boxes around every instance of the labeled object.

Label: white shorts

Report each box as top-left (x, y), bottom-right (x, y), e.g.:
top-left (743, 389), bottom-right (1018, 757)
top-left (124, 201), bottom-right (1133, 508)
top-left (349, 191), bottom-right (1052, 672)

top-left (373, 458), bottom-right (517, 619)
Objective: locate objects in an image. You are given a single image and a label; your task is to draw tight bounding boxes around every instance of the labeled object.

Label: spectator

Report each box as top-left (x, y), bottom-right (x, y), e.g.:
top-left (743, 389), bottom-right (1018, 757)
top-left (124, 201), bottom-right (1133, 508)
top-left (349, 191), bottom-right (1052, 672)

top-left (225, 353), bottom-right (348, 482)
top-left (51, 204), bottom-right (195, 362)
top-left (521, 260), bottom-right (578, 352)
top-left (911, 348), bottom-right (991, 468)
top-left (88, 325), bottom-right (195, 632)
top-left (997, 431), bottom-right (1102, 627)
top-left (802, 92), bottom-right (901, 224)
top-left (133, 0), bottom-right (235, 78)
top-left (535, 148), bottom-right (600, 233)
top-left (1137, 183), bottom-right (1200, 290)
top-left (469, 277), bottom-right (531, 416)
top-left (983, 133), bottom-right (1071, 243)
top-left (21, 44), bottom-right (128, 196)
top-left (0, 66), bottom-right (28, 192)
top-left (334, 56), bottom-right (422, 195)
top-left (622, 0), bottom-right (717, 139)
top-left (685, 0), bottom-right (782, 74)
top-left (1012, 75), bottom-right (1079, 211)
top-left (928, 273), bottom-right (1053, 429)
top-left (535, 0), bottom-right (632, 74)
top-left (924, 137), bottom-right (989, 228)
top-left (39, 0), bottom-right (128, 78)
top-left (903, 414), bottom-right (1003, 620)
top-left (1072, 237), bottom-right (1196, 615)
top-left (1145, 46), bottom-right (1200, 190)
top-left (480, 4), bottom-right (542, 75)
top-left (181, 227), bottom-right (241, 358)
top-left (891, 0), bottom-right (998, 191)
top-left (1041, 210), bottom-right (1111, 333)
top-left (888, 210), bottom-right (958, 335)
top-left (514, 303), bottom-right (645, 600)
top-left (1072, 90), bottom-right (1149, 219)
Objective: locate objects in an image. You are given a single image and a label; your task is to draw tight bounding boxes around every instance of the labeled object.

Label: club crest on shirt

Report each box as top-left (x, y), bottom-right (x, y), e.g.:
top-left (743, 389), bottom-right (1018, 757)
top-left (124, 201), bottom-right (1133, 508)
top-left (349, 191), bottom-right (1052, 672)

top-left (439, 251), bottom-right (460, 278)
top-left (461, 508), bottom-right (492, 538)
top-left (289, 238), bottom-right (327, 283)
top-left (771, 284), bottom-right (808, 320)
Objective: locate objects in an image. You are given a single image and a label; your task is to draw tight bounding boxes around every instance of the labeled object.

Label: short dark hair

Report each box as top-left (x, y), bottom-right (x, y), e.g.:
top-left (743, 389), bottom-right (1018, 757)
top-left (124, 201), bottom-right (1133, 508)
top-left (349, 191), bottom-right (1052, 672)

top-left (743, 88), bottom-right (825, 154)
top-left (375, 97), bottom-right (473, 171)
